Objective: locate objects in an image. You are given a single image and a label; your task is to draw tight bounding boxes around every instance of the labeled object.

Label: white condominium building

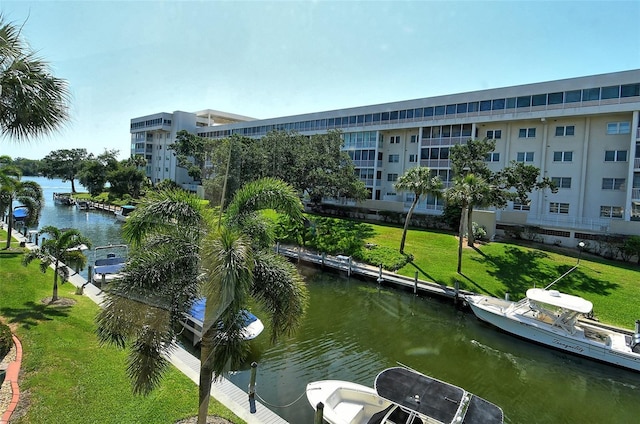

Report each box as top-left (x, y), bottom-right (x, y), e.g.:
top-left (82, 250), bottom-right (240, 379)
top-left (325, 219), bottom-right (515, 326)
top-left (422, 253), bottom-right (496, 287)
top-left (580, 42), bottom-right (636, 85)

top-left (131, 69), bottom-right (640, 241)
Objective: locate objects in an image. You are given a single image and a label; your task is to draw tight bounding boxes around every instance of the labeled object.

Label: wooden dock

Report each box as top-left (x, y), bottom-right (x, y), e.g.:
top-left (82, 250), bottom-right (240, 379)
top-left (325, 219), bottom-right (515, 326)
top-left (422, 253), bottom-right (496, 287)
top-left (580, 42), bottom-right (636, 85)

top-left (276, 244), bottom-right (473, 302)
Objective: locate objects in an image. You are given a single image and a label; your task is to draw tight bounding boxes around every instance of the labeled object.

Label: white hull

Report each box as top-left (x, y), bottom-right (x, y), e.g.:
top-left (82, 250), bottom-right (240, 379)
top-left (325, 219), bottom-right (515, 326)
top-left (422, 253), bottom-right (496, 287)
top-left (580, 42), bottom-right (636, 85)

top-left (467, 295), bottom-right (640, 372)
top-left (306, 380), bottom-right (391, 424)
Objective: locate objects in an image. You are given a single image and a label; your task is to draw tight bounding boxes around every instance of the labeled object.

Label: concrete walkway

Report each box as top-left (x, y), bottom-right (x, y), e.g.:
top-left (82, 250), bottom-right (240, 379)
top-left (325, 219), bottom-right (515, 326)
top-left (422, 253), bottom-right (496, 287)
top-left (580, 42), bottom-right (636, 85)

top-left (2, 223), bottom-right (288, 424)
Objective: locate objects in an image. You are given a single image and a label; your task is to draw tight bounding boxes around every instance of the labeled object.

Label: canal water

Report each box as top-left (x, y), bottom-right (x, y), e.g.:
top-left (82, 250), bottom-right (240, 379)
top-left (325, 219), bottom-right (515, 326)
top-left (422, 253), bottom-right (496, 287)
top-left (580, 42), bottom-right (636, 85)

top-left (22, 176), bottom-right (124, 279)
top-left (25, 178), bottom-right (640, 423)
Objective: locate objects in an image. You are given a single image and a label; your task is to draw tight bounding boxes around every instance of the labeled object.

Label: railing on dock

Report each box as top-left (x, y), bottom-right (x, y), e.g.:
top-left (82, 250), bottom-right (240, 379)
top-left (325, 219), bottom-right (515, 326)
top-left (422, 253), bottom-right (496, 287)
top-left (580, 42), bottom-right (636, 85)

top-left (275, 243), bottom-right (471, 302)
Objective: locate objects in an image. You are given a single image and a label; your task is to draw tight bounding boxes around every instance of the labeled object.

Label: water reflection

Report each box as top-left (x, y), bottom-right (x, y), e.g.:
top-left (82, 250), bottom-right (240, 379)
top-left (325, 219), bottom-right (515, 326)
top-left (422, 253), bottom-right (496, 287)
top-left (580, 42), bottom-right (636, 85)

top-left (223, 267), bottom-right (640, 424)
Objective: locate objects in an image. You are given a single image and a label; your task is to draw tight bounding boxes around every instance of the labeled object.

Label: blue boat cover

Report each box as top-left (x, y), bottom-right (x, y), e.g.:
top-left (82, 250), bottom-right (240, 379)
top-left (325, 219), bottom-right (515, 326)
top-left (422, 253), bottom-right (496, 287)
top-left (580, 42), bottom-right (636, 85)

top-left (13, 207), bottom-right (28, 220)
top-left (188, 299), bottom-right (258, 326)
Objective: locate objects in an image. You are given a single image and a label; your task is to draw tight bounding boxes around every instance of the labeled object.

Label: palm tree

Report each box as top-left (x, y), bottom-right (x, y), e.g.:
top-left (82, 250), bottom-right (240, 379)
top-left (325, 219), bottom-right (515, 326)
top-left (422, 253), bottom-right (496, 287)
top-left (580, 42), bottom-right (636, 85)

top-left (22, 226), bottom-right (92, 301)
top-left (394, 166), bottom-right (443, 254)
top-left (445, 174), bottom-right (491, 274)
top-left (0, 166), bottom-right (44, 249)
top-left (0, 15), bottom-right (70, 141)
top-left (96, 178), bottom-right (308, 424)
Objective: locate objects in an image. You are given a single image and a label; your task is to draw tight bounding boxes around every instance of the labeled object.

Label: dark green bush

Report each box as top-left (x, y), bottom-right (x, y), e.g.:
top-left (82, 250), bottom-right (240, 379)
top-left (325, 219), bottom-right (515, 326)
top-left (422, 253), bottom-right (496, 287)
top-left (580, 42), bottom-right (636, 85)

top-left (0, 321), bottom-right (12, 359)
top-left (354, 246), bottom-right (412, 271)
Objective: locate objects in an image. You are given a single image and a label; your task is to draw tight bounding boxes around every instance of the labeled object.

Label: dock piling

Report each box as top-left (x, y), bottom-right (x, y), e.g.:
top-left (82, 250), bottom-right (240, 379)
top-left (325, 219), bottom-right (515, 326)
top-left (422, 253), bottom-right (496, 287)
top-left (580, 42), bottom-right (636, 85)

top-left (248, 362), bottom-right (257, 413)
top-left (314, 402), bottom-right (324, 424)
top-left (414, 271), bottom-right (418, 294)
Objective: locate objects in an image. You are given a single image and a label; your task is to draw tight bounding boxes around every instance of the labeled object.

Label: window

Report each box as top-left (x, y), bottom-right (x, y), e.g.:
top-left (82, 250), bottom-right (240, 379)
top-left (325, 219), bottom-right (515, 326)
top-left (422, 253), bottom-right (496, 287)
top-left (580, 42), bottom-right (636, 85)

top-left (607, 122), bottom-right (631, 134)
top-left (485, 152), bottom-right (500, 162)
top-left (604, 150), bottom-right (628, 162)
top-left (555, 125), bottom-right (575, 136)
top-left (388, 154), bottom-right (399, 163)
top-left (582, 87), bottom-right (600, 101)
top-left (548, 92), bottom-right (563, 104)
top-left (486, 129), bottom-right (502, 139)
top-left (389, 136), bottom-right (400, 144)
top-left (551, 177), bottom-right (572, 189)
top-left (513, 199), bottom-right (531, 211)
top-left (519, 128), bottom-right (536, 138)
top-left (601, 85), bottom-right (620, 99)
top-left (565, 90), bottom-right (581, 103)
top-left (410, 135), bottom-right (417, 143)
top-left (549, 202), bottom-right (570, 214)
top-left (553, 151), bottom-right (573, 162)
top-left (409, 154), bottom-right (417, 163)
top-left (602, 178), bottom-right (625, 190)
top-left (387, 173), bottom-right (398, 182)
top-left (516, 152), bottom-right (534, 162)
top-left (600, 206), bottom-right (623, 218)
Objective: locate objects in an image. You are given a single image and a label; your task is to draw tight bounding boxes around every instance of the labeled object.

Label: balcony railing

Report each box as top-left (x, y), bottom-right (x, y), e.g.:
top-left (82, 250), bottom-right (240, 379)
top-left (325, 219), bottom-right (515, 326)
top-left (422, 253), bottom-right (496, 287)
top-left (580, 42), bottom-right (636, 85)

top-left (632, 188), bottom-right (640, 200)
top-left (635, 158), bottom-right (640, 169)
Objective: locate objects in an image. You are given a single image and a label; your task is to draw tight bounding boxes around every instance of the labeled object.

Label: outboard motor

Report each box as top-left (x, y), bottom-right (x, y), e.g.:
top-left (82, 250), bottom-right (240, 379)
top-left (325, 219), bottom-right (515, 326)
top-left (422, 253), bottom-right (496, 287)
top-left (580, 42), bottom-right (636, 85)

top-left (632, 320), bottom-right (640, 354)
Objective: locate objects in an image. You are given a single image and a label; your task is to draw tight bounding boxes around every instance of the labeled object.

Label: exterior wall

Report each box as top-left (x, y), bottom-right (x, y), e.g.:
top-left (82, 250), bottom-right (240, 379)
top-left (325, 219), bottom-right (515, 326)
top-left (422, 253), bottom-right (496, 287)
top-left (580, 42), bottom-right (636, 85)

top-left (130, 70), bottom-right (640, 237)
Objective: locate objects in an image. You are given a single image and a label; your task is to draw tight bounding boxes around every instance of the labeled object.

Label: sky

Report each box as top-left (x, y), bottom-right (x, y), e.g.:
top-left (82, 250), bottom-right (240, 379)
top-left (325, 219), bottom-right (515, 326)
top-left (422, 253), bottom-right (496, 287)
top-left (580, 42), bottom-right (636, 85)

top-left (0, 0), bottom-right (639, 161)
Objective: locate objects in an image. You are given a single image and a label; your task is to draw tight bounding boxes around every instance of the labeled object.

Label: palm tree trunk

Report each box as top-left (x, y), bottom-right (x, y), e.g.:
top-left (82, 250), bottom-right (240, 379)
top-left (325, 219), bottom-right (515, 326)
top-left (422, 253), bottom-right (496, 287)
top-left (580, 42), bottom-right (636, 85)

top-left (400, 198), bottom-right (418, 254)
top-left (197, 298), bottom-right (220, 424)
top-left (467, 206), bottom-right (475, 247)
top-left (5, 209), bottom-right (13, 249)
top-left (457, 206), bottom-right (466, 274)
top-left (52, 259), bottom-right (59, 301)
top-left (198, 342), bottom-right (215, 424)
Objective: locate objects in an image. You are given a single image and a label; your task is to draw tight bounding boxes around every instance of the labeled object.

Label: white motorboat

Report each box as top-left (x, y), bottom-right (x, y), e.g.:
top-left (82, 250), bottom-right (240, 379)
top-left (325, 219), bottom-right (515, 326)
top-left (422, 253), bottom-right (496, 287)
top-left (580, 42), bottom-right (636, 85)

top-left (92, 244), bottom-right (128, 284)
top-left (114, 205), bottom-right (136, 221)
top-left (182, 298), bottom-right (264, 346)
top-left (466, 288), bottom-right (640, 372)
top-left (306, 367), bottom-right (504, 424)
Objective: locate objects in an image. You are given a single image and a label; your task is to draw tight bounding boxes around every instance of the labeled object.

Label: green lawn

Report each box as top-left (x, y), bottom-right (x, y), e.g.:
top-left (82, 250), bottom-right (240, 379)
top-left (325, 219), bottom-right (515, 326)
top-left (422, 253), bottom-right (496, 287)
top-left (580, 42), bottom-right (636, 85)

top-left (0, 236), bottom-right (244, 424)
top-left (360, 222), bottom-right (640, 329)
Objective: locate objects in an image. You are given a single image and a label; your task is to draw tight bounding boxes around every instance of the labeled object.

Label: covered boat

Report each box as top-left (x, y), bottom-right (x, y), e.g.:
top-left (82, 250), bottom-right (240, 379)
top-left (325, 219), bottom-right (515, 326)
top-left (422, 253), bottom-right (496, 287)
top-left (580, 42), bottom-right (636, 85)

top-left (182, 298), bottom-right (264, 346)
top-left (12, 206), bottom-right (29, 223)
top-left (306, 367), bottom-right (504, 424)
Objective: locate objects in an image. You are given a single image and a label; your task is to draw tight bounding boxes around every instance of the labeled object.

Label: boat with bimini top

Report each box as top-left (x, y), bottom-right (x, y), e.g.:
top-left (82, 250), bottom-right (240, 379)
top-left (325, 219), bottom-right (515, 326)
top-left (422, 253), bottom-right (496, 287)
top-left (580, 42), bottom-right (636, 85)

top-left (465, 260), bottom-right (640, 372)
top-left (92, 244), bottom-right (128, 284)
top-left (114, 205), bottom-right (135, 221)
top-left (53, 192), bottom-right (75, 206)
top-left (306, 366), bottom-right (504, 424)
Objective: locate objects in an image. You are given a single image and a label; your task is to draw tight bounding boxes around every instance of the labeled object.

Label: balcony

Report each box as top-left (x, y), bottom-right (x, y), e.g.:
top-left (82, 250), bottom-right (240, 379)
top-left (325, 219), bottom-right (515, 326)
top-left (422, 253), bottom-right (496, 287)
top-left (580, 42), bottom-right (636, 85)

top-left (635, 158), bottom-right (640, 169)
top-left (632, 188), bottom-right (640, 200)
top-left (420, 159), bottom-right (451, 168)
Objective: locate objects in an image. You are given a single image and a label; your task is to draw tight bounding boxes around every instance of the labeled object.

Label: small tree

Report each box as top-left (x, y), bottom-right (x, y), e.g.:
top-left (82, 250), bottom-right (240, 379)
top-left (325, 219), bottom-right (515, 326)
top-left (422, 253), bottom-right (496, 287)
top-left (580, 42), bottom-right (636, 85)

top-left (394, 166), bottom-right (442, 254)
top-left (39, 149), bottom-right (88, 193)
top-left (445, 174), bottom-right (491, 274)
top-left (22, 226), bottom-right (92, 301)
top-left (0, 162), bottom-right (44, 249)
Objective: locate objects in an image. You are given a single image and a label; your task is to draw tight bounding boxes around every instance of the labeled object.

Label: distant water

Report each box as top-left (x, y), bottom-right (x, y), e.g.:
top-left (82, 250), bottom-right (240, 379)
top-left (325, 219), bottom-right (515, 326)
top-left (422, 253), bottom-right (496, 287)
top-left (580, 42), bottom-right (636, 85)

top-left (21, 176), bottom-right (125, 278)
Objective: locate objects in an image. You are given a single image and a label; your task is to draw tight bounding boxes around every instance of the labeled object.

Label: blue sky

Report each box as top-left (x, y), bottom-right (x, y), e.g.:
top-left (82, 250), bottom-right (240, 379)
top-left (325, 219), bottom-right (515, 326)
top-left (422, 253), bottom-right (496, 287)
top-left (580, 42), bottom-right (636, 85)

top-left (1, 0), bottom-right (639, 160)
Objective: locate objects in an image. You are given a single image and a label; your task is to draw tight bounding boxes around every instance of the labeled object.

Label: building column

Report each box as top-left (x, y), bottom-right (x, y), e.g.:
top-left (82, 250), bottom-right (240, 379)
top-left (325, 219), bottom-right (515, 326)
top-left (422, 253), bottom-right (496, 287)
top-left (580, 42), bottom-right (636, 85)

top-left (537, 120), bottom-right (549, 217)
top-left (624, 111), bottom-right (639, 220)
top-left (577, 117), bottom-right (591, 218)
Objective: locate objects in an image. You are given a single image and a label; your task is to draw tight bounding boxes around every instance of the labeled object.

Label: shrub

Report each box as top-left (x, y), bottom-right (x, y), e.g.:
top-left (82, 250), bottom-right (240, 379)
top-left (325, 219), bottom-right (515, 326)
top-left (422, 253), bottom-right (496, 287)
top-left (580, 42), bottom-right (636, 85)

top-left (354, 246), bottom-right (412, 271)
top-left (0, 321), bottom-right (12, 359)
top-left (472, 222), bottom-right (487, 241)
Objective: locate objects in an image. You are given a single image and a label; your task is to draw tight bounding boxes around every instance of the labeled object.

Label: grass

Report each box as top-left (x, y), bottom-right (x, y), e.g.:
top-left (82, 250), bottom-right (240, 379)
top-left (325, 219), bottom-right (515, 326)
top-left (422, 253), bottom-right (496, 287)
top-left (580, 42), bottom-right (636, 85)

top-left (359, 222), bottom-right (640, 329)
top-left (282, 213), bottom-right (639, 329)
top-left (0, 230), bottom-right (245, 424)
